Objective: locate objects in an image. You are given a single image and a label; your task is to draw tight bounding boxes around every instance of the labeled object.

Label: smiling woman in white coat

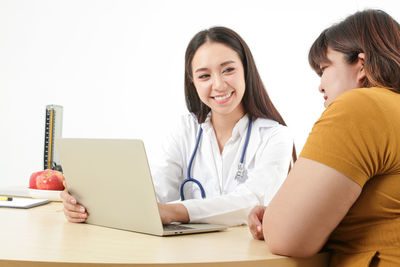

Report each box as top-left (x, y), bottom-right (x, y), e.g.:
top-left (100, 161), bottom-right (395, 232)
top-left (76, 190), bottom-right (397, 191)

top-left (61, 26), bottom-right (296, 226)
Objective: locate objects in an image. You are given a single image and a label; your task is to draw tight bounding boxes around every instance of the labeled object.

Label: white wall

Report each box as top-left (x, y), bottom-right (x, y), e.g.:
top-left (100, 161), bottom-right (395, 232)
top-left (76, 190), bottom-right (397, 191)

top-left (1, 0), bottom-right (399, 187)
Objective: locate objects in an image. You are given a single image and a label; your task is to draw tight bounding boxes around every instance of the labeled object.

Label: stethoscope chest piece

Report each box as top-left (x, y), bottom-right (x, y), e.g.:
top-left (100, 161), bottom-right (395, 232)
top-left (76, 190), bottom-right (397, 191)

top-left (234, 162), bottom-right (248, 183)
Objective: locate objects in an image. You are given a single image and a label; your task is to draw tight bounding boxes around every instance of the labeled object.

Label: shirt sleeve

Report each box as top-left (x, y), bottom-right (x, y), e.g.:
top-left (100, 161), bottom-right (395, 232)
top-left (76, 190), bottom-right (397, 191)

top-left (152, 117), bottom-right (187, 203)
top-left (180, 125), bottom-right (294, 226)
top-left (300, 89), bottom-right (393, 187)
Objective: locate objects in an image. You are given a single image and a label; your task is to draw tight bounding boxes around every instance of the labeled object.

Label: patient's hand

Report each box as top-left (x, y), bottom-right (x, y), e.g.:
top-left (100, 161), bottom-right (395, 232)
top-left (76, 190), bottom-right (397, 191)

top-left (60, 180), bottom-right (88, 223)
top-left (248, 205), bottom-right (266, 240)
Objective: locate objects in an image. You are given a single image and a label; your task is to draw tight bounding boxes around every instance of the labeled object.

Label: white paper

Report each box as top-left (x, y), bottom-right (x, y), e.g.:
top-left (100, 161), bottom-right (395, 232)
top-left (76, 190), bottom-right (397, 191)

top-left (0, 197), bottom-right (49, 208)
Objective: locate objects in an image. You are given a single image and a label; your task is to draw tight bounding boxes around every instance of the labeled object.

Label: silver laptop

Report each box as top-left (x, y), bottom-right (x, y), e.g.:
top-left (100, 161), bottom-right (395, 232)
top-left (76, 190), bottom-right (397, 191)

top-left (56, 138), bottom-right (227, 236)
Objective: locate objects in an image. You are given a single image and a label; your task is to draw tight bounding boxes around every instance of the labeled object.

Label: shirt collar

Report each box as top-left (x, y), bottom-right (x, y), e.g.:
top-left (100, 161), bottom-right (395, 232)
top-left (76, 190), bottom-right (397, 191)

top-left (231, 114), bottom-right (250, 140)
top-left (201, 112), bottom-right (213, 133)
top-left (201, 112), bottom-right (250, 141)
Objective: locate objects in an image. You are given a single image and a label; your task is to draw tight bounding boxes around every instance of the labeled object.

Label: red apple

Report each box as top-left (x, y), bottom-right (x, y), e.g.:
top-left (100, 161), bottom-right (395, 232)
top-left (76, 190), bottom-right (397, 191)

top-left (32, 169), bottom-right (65, 190)
top-left (29, 171), bottom-right (43, 189)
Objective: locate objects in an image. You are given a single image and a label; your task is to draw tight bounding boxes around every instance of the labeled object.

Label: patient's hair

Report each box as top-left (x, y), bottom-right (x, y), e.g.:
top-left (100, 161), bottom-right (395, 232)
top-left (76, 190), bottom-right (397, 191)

top-left (309, 9), bottom-right (400, 92)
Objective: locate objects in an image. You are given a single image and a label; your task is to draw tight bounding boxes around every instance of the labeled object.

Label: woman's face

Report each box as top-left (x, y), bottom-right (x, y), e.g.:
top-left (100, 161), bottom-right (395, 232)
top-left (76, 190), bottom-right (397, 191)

top-left (319, 47), bottom-right (364, 107)
top-left (191, 42), bottom-right (245, 119)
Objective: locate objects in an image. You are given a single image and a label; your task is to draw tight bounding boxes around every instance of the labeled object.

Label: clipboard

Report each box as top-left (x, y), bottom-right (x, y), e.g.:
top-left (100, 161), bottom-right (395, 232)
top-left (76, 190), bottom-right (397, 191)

top-left (0, 197), bottom-right (50, 209)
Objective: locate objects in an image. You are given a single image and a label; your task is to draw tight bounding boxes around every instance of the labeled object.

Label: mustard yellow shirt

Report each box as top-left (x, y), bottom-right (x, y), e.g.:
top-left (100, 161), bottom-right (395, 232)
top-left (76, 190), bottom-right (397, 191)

top-left (300, 87), bottom-right (400, 266)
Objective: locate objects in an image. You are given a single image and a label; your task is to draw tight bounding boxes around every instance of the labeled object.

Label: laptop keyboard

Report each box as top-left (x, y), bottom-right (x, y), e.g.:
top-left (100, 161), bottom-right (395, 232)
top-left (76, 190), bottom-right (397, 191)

top-left (163, 224), bottom-right (193, 231)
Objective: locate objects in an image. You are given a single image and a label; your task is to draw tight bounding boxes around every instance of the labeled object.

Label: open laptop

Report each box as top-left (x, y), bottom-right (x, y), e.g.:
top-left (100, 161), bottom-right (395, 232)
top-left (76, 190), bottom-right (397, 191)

top-left (56, 138), bottom-right (227, 236)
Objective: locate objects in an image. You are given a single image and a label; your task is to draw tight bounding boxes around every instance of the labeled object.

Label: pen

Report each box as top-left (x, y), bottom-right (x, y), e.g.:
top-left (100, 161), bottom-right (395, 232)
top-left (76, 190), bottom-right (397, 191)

top-left (0, 196), bottom-right (13, 201)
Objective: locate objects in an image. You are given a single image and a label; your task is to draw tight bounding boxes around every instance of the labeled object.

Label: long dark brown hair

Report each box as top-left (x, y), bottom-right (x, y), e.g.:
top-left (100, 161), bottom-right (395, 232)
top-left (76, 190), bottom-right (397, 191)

top-left (184, 26), bottom-right (296, 163)
top-left (309, 9), bottom-right (400, 92)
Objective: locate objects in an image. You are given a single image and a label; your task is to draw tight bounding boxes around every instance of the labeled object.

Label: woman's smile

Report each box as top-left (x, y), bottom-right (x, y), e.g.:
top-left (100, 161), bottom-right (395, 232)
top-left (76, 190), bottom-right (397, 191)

top-left (212, 91), bottom-right (234, 104)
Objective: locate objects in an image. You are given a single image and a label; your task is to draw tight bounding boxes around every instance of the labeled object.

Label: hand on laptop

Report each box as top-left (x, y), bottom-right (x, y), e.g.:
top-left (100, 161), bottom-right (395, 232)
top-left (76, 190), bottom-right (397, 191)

top-left (60, 180), bottom-right (88, 223)
top-left (157, 203), bottom-right (190, 224)
top-left (248, 205), bottom-right (266, 240)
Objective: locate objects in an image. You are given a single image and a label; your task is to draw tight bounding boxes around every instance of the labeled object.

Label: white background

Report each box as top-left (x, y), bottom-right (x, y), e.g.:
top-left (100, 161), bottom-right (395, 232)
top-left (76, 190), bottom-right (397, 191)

top-left (1, 0), bottom-right (399, 187)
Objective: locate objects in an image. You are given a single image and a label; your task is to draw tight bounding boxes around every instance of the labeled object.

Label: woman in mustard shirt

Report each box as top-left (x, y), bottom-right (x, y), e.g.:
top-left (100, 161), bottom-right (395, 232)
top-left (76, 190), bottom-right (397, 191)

top-left (248, 9), bottom-right (400, 266)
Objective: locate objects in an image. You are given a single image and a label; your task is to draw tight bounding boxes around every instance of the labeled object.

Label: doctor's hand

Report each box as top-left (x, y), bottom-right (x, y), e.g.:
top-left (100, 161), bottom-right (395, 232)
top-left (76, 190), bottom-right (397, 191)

top-left (157, 203), bottom-right (190, 225)
top-left (60, 180), bottom-right (88, 223)
top-left (248, 205), bottom-right (267, 240)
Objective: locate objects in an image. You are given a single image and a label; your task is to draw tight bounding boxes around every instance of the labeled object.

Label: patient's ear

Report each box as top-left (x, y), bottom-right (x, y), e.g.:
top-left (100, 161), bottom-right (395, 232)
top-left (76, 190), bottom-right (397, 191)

top-left (357, 53), bottom-right (366, 83)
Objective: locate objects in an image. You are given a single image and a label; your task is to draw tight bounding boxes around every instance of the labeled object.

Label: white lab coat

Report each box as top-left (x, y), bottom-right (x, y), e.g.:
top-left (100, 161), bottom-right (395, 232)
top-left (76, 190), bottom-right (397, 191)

top-left (152, 113), bottom-right (293, 226)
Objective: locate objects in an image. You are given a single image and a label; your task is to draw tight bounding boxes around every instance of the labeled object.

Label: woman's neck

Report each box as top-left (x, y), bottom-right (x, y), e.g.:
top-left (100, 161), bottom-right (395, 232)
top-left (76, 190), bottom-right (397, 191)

top-left (211, 106), bottom-right (245, 153)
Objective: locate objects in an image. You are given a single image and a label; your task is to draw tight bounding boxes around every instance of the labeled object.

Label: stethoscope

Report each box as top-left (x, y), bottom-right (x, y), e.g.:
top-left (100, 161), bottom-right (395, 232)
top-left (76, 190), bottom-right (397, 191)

top-left (179, 117), bottom-right (253, 201)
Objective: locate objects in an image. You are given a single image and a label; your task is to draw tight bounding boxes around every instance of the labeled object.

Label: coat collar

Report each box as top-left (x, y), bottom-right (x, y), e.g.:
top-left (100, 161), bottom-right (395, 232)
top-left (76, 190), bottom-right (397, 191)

top-left (200, 112), bottom-right (279, 136)
top-left (201, 112), bottom-right (250, 141)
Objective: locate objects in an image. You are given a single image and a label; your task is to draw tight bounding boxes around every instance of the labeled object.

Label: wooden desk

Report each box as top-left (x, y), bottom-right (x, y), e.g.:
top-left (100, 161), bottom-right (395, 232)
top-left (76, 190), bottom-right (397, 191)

top-left (0, 202), bottom-right (329, 266)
